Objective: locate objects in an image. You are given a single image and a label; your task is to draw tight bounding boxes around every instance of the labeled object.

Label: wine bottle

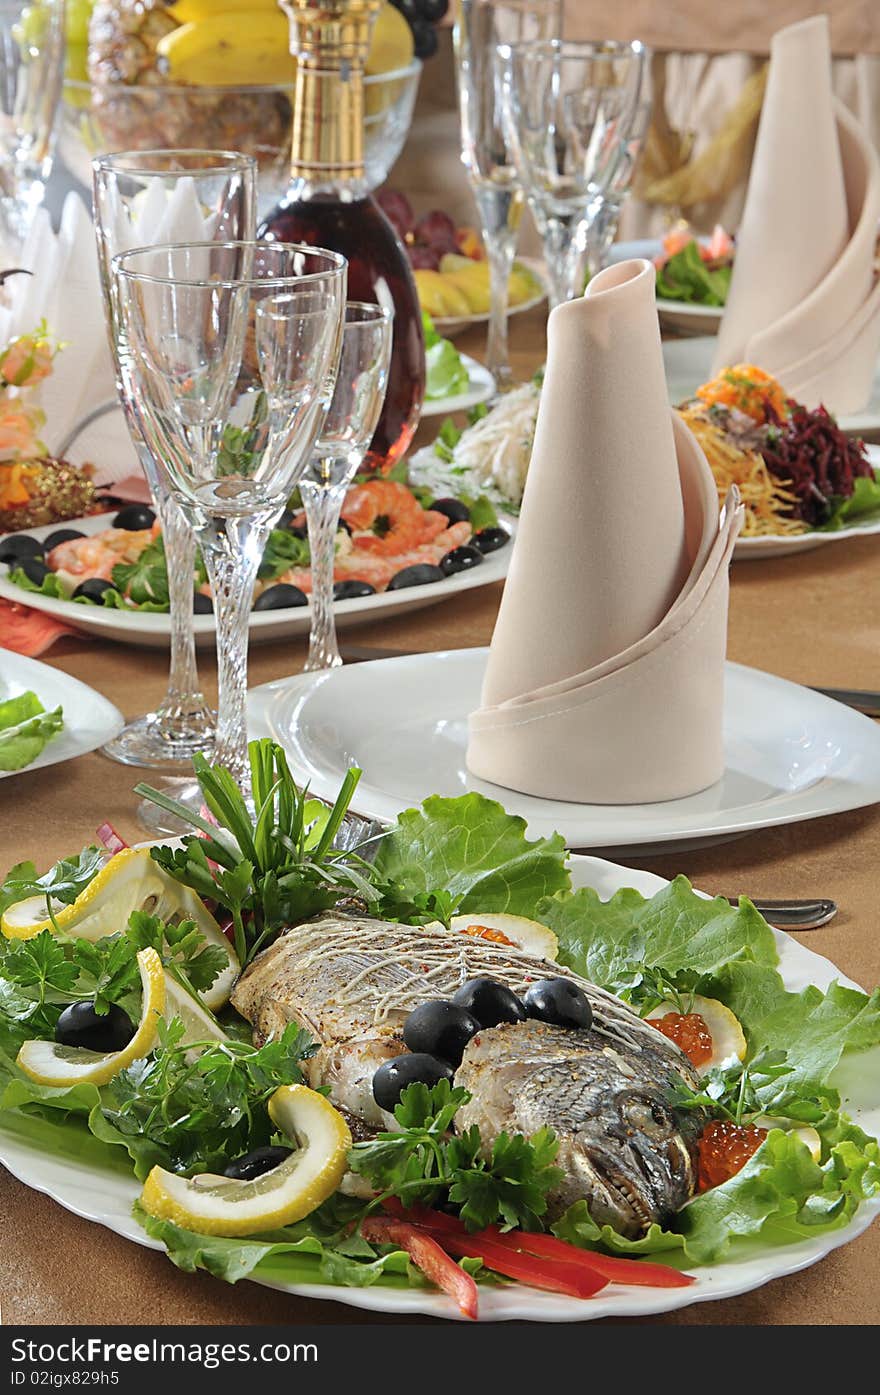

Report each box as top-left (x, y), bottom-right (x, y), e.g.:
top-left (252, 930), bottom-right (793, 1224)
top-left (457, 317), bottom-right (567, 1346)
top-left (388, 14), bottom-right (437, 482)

top-left (259, 0), bottom-right (425, 471)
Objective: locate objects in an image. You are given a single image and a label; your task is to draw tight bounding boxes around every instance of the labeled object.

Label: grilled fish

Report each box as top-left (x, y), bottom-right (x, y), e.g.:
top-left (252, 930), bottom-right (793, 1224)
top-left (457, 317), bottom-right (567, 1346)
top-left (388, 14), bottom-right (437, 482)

top-left (230, 915), bottom-right (704, 1235)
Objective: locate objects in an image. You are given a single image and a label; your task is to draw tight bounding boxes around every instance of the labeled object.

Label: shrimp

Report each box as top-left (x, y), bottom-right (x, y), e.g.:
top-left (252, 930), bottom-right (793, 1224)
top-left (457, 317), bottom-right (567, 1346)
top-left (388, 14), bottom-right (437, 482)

top-left (48, 524), bottom-right (158, 583)
top-left (341, 479), bottom-right (450, 557)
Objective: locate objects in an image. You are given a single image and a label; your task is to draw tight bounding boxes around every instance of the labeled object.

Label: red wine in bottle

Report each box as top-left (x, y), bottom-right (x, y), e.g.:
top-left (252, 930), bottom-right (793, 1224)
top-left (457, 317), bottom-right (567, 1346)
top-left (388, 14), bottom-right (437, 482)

top-left (260, 0), bottom-right (425, 472)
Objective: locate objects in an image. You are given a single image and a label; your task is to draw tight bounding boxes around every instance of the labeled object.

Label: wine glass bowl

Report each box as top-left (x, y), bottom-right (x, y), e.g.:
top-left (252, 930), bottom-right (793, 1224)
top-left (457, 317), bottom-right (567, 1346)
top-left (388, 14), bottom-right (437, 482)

top-left (112, 240), bottom-right (347, 789)
top-left (0, 0), bottom-right (66, 245)
top-left (498, 38), bottom-right (649, 306)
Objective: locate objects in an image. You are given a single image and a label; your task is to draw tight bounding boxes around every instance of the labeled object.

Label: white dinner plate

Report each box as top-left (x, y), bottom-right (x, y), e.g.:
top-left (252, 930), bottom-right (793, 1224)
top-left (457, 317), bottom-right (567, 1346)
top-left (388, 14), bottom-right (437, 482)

top-left (608, 240), bottom-right (725, 335)
top-left (0, 649), bottom-right (122, 778)
top-left (432, 257), bottom-right (548, 338)
top-left (256, 647), bottom-right (880, 850)
top-left (663, 334), bottom-right (880, 437)
top-left (0, 850), bottom-right (876, 1321)
top-left (0, 514), bottom-right (514, 651)
top-left (421, 353), bottom-right (495, 417)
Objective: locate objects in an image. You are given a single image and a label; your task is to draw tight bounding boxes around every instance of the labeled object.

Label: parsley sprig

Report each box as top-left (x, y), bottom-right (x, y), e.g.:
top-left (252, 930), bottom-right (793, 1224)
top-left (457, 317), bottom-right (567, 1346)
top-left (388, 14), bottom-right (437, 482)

top-left (349, 1080), bottom-right (563, 1232)
top-left (669, 1049), bottom-right (829, 1128)
top-left (621, 964), bottom-right (703, 1018)
top-left (103, 1018), bottom-right (316, 1174)
top-left (0, 846), bottom-right (105, 927)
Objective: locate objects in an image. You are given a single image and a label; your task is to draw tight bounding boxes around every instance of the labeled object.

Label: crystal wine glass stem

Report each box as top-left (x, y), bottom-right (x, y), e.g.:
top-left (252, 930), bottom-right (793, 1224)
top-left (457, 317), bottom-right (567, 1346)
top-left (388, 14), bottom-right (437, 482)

top-left (474, 182), bottom-right (522, 392)
top-left (539, 213), bottom-right (587, 309)
top-left (198, 514), bottom-right (273, 793)
top-left (301, 475), bottom-right (346, 673)
top-left (153, 499), bottom-right (212, 739)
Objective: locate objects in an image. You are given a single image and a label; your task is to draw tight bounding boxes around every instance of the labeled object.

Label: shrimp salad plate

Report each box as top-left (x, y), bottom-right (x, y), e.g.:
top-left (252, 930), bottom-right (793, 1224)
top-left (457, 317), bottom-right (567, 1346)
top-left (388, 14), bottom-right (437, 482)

top-left (0, 483), bottom-right (514, 650)
top-left (0, 743), bottom-right (877, 1321)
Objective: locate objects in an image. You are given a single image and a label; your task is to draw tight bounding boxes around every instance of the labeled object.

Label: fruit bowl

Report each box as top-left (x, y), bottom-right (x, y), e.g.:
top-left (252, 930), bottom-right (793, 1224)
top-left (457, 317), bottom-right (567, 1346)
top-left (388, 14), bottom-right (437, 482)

top-left (58, 62), bottom-right (421, 214)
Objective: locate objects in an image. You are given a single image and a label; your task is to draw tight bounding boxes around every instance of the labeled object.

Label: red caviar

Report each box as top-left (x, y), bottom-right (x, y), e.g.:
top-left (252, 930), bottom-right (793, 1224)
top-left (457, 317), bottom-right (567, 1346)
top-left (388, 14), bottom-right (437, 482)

top-left (697, 1120), bottom-right (768, 1191)
top-left (460, 923), bottom-right (515, 947)
top-left (651, 1011), bottom-right (714, 1068)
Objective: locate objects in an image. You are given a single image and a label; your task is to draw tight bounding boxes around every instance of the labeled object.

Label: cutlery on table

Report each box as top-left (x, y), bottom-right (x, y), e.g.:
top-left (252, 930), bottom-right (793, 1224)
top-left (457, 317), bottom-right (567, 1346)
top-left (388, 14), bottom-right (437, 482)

top-left (810, 686), bottom-right (880, 717)
top-left (722, 897), bottom-right (838, 930)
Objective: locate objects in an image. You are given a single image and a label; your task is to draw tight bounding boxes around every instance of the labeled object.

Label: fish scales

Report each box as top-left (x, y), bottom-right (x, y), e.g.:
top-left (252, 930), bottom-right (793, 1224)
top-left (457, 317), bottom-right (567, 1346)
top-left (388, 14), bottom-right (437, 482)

top-left (231, 915), bottom-right (705, 1236)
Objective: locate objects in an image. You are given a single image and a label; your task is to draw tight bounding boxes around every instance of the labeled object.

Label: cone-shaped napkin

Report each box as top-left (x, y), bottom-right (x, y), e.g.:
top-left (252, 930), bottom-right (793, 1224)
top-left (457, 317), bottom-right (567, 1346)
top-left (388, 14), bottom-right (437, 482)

top-left (467, 258), bottom-right (743, 805)
top-left (712, 16), bottom-right (880, 414)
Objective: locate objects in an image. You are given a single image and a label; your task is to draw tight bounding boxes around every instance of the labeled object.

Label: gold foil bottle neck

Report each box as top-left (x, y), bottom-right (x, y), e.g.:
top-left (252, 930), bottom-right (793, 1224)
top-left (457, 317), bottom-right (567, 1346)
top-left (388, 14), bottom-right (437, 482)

top-left (282, 0), bottom-right (382, 180)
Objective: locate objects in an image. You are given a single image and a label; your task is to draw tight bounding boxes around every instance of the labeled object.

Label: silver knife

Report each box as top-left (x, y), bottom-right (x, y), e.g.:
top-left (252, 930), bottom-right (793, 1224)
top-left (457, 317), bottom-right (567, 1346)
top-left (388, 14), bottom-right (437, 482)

top-left (809, 686), bottom-right (880, 717)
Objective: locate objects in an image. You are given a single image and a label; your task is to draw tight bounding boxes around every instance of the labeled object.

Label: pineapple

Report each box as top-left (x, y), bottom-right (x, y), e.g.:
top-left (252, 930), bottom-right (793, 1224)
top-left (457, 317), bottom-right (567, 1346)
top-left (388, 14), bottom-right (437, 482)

top-left (88, 0), bottom-right (178, 86)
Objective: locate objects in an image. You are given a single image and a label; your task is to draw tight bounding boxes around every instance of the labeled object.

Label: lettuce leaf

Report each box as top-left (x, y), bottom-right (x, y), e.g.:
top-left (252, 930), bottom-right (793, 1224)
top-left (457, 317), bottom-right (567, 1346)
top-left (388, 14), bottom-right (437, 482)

top-left (555, 1122), bottom-right (880, 1264)
top-left (374, 792), bottom-right (570, 915)
top-left (425, 337), bottom-right (470, 402)
top-left (0, 691), bottom-right (63, 771)
top-left (817, 471), bottom-right (880, 531)
top-left (655, 240), bottom-right (731, 306)
top-left (540, 876), bottom-right (778, 992)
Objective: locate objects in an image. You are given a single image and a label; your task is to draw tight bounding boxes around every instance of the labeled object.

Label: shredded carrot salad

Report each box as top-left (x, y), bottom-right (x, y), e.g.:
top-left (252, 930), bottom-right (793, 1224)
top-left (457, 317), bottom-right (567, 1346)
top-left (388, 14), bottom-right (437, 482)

top-left (678, 403), bottom-right (806, 536)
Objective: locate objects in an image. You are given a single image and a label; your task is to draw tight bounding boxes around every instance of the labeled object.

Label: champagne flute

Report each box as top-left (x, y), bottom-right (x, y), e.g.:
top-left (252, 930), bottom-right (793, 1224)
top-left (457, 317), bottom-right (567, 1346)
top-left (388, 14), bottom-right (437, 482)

top-left (301, 301), bottom-right (393, 673)
top-left (112, 241), bottom-right (346, 796)
top-left (453, 0), bottom-right (561, 392)
top-left (0, 0), bottom-right (65, 250)
top-left (92, 150), bottom-right (256, 769)
top-left (498, 39), bottom-right (648, 307)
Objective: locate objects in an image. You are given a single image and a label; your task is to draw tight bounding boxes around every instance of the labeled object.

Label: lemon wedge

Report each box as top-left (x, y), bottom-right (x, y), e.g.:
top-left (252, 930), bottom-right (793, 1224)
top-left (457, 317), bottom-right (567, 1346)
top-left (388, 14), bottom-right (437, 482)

top-left (163, 973), bottom-right (228, 1047)
top-left (647, 994), bottom-right (747, 1074)
top-left (140, 1084), bottom-right (351, 1236)
top-left (1, 848), bottom-right (239, 1011)
top-left (755, 1119), bottom-right (822, 1161)
top-left (440, 912), bottom-right (558, 962)
top-left (16, 948), bottom-right (165, 1087)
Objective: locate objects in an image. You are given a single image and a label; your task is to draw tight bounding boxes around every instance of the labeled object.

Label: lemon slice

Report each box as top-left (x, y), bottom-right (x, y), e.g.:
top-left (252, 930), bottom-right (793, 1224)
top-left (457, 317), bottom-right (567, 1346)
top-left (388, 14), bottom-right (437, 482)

top-left (755, 1119), bottom-right (822, 1161)
top-left (140, 1084), bottom-right (352, 1236)
top-left (442, 912), bottom-right (558, 961)
top-left (16, 947), bottom-right (165, 1087)
top-left (1, 848), bottom-right (239, 1011)
top-left (163, 973), bottom-right (228, 1047)
top-left (647, 994), bottom-right (747, 1074)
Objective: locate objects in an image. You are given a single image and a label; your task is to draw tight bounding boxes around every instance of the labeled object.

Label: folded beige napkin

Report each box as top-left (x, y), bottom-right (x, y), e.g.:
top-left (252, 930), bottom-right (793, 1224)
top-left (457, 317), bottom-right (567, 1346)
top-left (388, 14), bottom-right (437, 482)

top-left (712, 15), bottom-right (880, 414)
top-left (467, 258), bottom-right (743, 805)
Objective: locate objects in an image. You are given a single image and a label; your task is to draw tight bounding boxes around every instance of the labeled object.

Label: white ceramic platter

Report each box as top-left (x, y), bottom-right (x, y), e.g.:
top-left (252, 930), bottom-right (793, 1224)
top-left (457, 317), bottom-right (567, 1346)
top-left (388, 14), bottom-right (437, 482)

top-left (0, 649), bottom-right (122, 778)
top-left (432, 257), bottom-right (547, 337)
top-left (422, 353), bottom-right (495, 417)
top-left (0, 515), bottom-right (514, 650)
top-left (0, 850), bottom-right (876, 1320)
top-left (256, 647), bottom-right (880, 849)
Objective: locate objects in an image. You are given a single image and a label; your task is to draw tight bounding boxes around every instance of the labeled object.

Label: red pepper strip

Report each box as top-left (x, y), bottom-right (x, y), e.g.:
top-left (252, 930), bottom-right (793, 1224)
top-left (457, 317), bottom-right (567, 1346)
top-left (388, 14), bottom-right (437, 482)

top-left (383, 1202), bottom-right (693, 1289)
top-left (430, 1230), bottom-right (608, 1299)
top-left (359, 1218), bottom-right (479, 1320)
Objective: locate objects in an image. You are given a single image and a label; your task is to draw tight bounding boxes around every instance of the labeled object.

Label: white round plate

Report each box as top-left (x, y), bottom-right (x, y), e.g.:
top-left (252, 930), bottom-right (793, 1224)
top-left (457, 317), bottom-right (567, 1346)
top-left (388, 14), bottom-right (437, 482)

top-left (663, 334), bottom-right (880, 437)
top-left (431, 257), bottom-right (547, 338)
top-left (256, 647), bottom-right (880, 849)
top-left (0, 649), bottom-right (122, 778)
top-left (0, 850), bottom-right (875, 1321)
top-left (422, 353), bottom-right (495, 417)
top-left (608, 240), bottom-right (725, 335)
top-left (0, 515), bottom-right (514, 650)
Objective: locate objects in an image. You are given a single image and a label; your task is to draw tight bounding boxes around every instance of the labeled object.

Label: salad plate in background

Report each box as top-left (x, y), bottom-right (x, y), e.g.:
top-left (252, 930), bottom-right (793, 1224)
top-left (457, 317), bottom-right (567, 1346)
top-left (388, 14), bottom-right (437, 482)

top-left (257, 647), bottom-right (880, 851)
top-left (0, 761), bottom-right (877, 1322)
top-left (609, 227), bottom-right (733, 336)
top-left (0, 650), bottom-right (121, 777)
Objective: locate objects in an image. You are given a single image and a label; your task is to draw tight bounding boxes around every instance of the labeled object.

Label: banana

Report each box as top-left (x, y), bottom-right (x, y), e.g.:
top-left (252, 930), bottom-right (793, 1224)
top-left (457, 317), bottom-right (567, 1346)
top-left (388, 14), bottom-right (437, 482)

top-left (169, 0), bottom-right (283, 22)
top-left (157, 13), bottom-right (297, 86)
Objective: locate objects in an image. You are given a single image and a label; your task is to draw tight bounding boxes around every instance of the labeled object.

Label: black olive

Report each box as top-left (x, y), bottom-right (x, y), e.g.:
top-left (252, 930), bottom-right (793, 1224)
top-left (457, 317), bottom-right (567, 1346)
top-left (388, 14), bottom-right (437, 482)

top-left (0, 533), bottom-right (43, 565)
top-left (18, 556), bottom-right (50, 586)
top-left (112, 504), bottom-right (156, 530)
top-left (451, 977), bottom-right (527, 1028)
top-left (403, 1000), bottom-right (481, 1067)
top-left (43, 528), bottom-right (85, 551)
top-left (473, 527), bottom-right (510, 555)
top-left (372, 1053), bottom-right (454, 1111)
top-left (439, 545), bottom-right (484, 577)
top-left (523, 977), bottom-right (593, 1031)
top-left (73, 578), bottom-right (115, 604)
top-left (55, 1001), bottom-right (135, 1053)
top-left (333, 579), bottom-right (376, 601)
top-left (430, 496), bottom-right (470, 525)
top-left (192, 591), bottom-right (214, 613)
top-left (223, 1145), bottom-right (293, 1180)
top-left (386, 563), bottom-right (444, 590)
top-left (253, 583), bottom-right (308, 610)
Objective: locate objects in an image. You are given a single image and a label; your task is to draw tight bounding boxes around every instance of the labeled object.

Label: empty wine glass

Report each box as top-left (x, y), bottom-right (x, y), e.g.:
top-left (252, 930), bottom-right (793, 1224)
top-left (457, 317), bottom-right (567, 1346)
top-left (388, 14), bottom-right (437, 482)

top-left (454, 0), bottom-right (561, 391)
top-left (112, 241), bottom-right (346, 795)
top-left (583, 96), bottom-right (652, 279)
top-left (498, 38), bottom-right (649, 307)
top-left (300, 301), bottom-right (393, 673)
top-left (0, 0), bottom-right (65, 250)
top-left (92, 150), bottom-right (257, 770)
